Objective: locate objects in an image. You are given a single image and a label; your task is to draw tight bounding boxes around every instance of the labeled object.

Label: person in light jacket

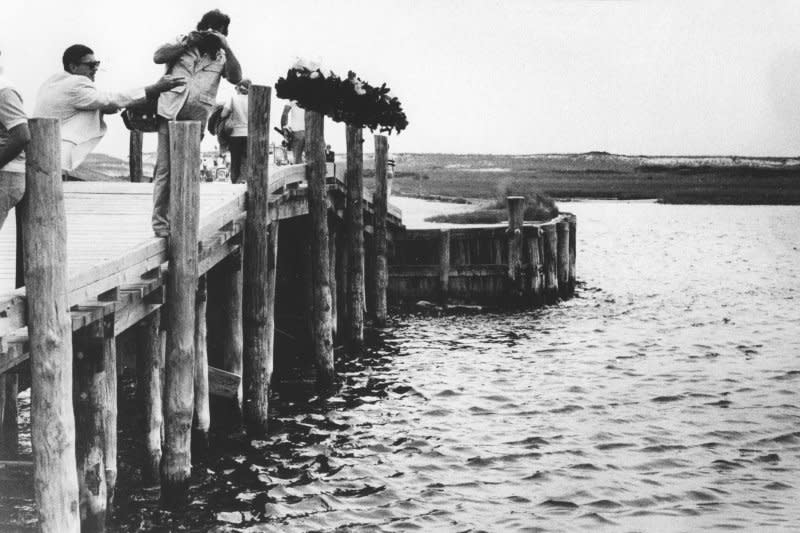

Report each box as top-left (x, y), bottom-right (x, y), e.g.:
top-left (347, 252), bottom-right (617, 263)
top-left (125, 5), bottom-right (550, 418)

top-left (33, 44), bottom-right (184, 174)
top-left (150, 8), bottom-right (242, 237)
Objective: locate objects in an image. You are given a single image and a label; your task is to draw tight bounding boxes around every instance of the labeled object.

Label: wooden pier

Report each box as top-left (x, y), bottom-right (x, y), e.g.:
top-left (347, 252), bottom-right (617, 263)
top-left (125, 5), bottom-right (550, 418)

top-left (0, 86), bottom-right (574, 532)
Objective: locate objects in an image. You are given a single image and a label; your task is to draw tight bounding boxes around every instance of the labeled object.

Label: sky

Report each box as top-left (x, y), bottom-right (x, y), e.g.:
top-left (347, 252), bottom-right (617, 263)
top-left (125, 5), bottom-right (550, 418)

top-left (3, 0), bottom-right (800, 158)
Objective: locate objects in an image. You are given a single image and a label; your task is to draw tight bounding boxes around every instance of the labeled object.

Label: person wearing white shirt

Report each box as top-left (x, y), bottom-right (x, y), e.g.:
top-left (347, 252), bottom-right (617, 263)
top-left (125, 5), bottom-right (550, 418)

top-left (33, 44), bottom-right (185, 174)
top-left (0, 48), bottom-right (30, 231)
top-left (220, 78), bottom-right (250, 183)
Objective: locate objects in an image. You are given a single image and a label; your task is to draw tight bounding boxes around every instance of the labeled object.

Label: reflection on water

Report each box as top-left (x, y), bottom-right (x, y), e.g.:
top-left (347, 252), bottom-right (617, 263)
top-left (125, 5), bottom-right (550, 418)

top-left (4, 202), bottom-right (800, 532)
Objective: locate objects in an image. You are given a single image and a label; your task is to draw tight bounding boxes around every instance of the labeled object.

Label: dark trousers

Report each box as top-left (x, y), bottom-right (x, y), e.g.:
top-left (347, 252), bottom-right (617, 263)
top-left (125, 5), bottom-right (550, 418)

top-left (229, 136), bottom-right (247, 183)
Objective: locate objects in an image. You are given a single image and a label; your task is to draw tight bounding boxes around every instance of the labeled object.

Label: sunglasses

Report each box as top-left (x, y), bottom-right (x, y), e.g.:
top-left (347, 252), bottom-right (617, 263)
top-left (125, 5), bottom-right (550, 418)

top-left (78, 61), bottom-right (101, 68)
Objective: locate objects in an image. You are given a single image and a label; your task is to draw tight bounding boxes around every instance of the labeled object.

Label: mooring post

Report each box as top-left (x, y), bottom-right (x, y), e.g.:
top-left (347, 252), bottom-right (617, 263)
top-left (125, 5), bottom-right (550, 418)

top-left (507, 196), bottom-right (525, 304)
top-left (542, 223), bottom-right (559, 304)
top-left (136, 309), bottom-right (163, 485)
top-left (556, 218), bottom-right (570, 300)
top-left (528, 228), bottom-right (545, 306)
top-left (21, 118), bottom-right (80, 532)
top-left (193, 275), bottom-right (210, 455)
top-left (439, 229), bottom-right (451, 306)
top-left (328, 214), bottom-right (338, 340)
top-left (100, 316), bottom-right (118, 509)
top-left (161, 120), bottom-right (201, 508)
top-left (129, 130), bottom-right (143, 182)
top-left (0, 372), bottom-right (19, 458)
top-left (372, 135), bottom-right (389, 327)
top-left (568, 214), bottom-right (577, 296)
top-left (73, 323), bottom-right (108, 532)
top-left (306, 109), bottom-right (335, 389)
top-left (345, 124), bottom-right (365, 348)
top-left (219, 251), bottom-right (244, 413)
top-left (242, 84), bottom-right (274, 437)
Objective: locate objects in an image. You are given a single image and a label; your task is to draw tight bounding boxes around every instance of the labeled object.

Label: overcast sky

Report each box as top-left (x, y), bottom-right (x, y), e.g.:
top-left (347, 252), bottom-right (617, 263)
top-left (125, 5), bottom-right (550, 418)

top-left (3, 0), bottom-right (800, 158)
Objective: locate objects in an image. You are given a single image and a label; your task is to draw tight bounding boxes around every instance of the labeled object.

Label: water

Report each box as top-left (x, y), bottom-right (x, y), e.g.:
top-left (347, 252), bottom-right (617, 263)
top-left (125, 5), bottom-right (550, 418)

top-left (4, 201), bottom-right (800, 532)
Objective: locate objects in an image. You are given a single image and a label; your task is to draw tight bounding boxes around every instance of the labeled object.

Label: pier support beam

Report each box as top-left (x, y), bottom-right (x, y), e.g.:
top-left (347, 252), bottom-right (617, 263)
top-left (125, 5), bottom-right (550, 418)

top-left (556, 219), bottom-right (570, 300)
top-left (527, 228), bottom-right (544, 306)
top-left (214, 251), bottom-right (244, 417)
top-left (371, 135), bottom-right (389, 327)
top-left (242, 85), bottom-right (274, 437)
top-left (439, 229), bottom-right (451, 306)
top-left (568, 214), bottom-right (577, 296)
top-left (506, 196), bottom-right (525, 304)
top-left (73, 323), bottom-right (109, 532)
top-left (542, 223), bottom-right (559, 304)
top-left (306, 110), bottom-right (335, 390)
top-left (161, 120), bottom-right (201, 508)
top-left (193, 276), bottom-right (210, 455)
top-left (21, 118), bottom-right (80, 532)
top-left (344, 124), bottom-right (365, 348)
top-left (129, 130), bottom-right (143, 182)
top-left (136, 309), bottom-right (163, 485)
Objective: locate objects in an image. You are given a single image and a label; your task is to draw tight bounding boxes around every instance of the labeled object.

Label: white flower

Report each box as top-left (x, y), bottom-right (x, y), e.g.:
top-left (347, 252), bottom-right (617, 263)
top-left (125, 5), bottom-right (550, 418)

top-left (292, 57), bottom-right (320, 72)
top-left (353, 80), bottom-right (366, 95)
top-left (310, 71), bottom-right (320, 79)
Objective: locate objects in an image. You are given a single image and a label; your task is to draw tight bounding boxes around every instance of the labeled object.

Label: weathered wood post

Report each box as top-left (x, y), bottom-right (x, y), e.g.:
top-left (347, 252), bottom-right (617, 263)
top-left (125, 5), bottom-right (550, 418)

top-left (568, 214), bottom-right (577, 296)
top-left (372, 135), bottom-right (389, 327)
top-left (100, 316), bottom-right (117, 508)
top-left (21, 118), bottom-right (80, 532)
top-left (129, 130), bottom-right (144, 182)
top-left (506, 196), bottom-right (525, 305)
top-left (328, 215), bottom-right (338, 340)
top-left (541, 223), bottom-right (559, 304)
top-left (0, 372), bottom-right (18, 458)
top-left (218, 251), bottom-right (244, 413)
top-left (161, 120), bottom-right (201, 508)
top-left (306, 110), bottom-right (335, 390)
top-left (73, 323), bottom-right (108, 532)
top-left (193, 275), bottom-right (210, 454)
top-left (345, 124), bottom-right (365, 347)
top-left (135, 309), bottom-right (163, 484)
top-left (527, 228), bottom-right (544, 306)
top-left (556, 218), bottom-right (570, 300)
top-left (439, 229), bottom-right (451, 306)
top-left (242, 85), bottom-right (274, 437)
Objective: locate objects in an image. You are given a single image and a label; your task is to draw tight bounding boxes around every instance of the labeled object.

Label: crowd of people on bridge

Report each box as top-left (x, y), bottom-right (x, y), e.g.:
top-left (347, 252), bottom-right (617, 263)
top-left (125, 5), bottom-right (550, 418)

top-left (0, 8), bottom-right (312, 239)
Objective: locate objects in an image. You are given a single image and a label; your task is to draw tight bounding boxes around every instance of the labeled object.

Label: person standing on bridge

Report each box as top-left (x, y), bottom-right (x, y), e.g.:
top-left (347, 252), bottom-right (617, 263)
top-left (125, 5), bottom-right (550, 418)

top-left (150, 8), bottom-right (242, 237)
top-left (0, 48), bottom-right (30, 232)
top-left (220, 78), bottom-right (250, 183)
top-left (280, 100), bottom-right (305, 164)
top-left (33, 44), bottom-right (186, 175)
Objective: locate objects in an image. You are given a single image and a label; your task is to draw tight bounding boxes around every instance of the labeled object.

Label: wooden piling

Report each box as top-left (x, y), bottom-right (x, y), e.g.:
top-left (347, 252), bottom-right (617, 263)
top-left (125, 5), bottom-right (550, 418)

top-left (21, 118), bottom-right (80, 532)
top-left (218, 251), bottom-right (244, 411)
top-left (568, 214), bottom-right (577, 296)
top-left (506, 196), bottom-right (525, 303)
top-left (73, 324), bottom-right (108, 532)
top-left (305, 110), bottom-right (335, 389)
top-left (439, 229), bottom-right (451, 306)
top-left (100, 317), bottom-right (117, 508)
top-left (328, 215), bottom-right (338, 340)
top-left (161, 120), bottom-right (201, 508)
top-left (135, 309), bottom-right (163, 485)
top-left (345, 124), bottom-right (365, 347)
top-left (541, 223), bottom-right (559, 304)
top-left (0, 373), bottom-right (18, 458)
top-left (129, 130), bottom-right (143, 182)
top-left (528, 228), bottom-right (544, 306)
top-left (242, 85), bottom-right (274, 437)
top-left (193, 275), bottom-right (210, 454)
top-left (556, 219), bottom-right (570, 300)
top-left (372, 135), bottom-right (389, 327)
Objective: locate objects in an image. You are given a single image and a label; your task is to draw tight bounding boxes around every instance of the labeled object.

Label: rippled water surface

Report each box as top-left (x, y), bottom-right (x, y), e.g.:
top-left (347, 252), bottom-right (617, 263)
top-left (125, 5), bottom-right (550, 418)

top-left (4, 201), bottom-right (800, 532)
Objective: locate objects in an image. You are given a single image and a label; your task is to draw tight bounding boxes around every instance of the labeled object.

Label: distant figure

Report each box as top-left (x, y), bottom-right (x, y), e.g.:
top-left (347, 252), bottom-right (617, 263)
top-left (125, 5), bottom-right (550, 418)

top-left (0, 48), bottom-right (30, 231)
top-left (325, 144), bottom-right (335, 163)
top-left (221, 78), bottom-right (250, 183)
top-left (387, 158), bottom-right (395, 199)
top-left (34, 44), bottom-right (184, 174)
top-left (280, 100), bottom-right (305, 164)
top-left (151, 8), bottom-right (242, 237)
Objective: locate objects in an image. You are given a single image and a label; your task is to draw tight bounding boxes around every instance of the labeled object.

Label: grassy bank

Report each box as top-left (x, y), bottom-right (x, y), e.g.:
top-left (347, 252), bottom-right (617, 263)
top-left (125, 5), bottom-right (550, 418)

top-left (362, 153), bottom-right (800, 205)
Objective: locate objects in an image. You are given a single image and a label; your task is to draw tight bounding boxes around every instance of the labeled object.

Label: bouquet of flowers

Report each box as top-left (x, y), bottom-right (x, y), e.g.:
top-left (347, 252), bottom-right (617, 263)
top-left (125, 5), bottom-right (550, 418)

top-left (275, 59), bottom-right (408, 134)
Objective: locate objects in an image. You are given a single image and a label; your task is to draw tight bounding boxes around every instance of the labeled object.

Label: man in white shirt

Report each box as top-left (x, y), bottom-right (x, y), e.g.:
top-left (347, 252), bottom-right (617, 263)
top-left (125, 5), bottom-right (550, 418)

top-left (33, 44), bottom-right (185, 173)
top-left (0, 48), bottom-right (30, 231)
top-left (220, 78), bottom-right (250, 183)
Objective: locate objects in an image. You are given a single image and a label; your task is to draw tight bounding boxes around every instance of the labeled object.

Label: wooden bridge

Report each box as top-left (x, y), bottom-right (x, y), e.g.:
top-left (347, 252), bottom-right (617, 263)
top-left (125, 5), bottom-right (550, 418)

top-left (0, 85), bottom-right (575, 533)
